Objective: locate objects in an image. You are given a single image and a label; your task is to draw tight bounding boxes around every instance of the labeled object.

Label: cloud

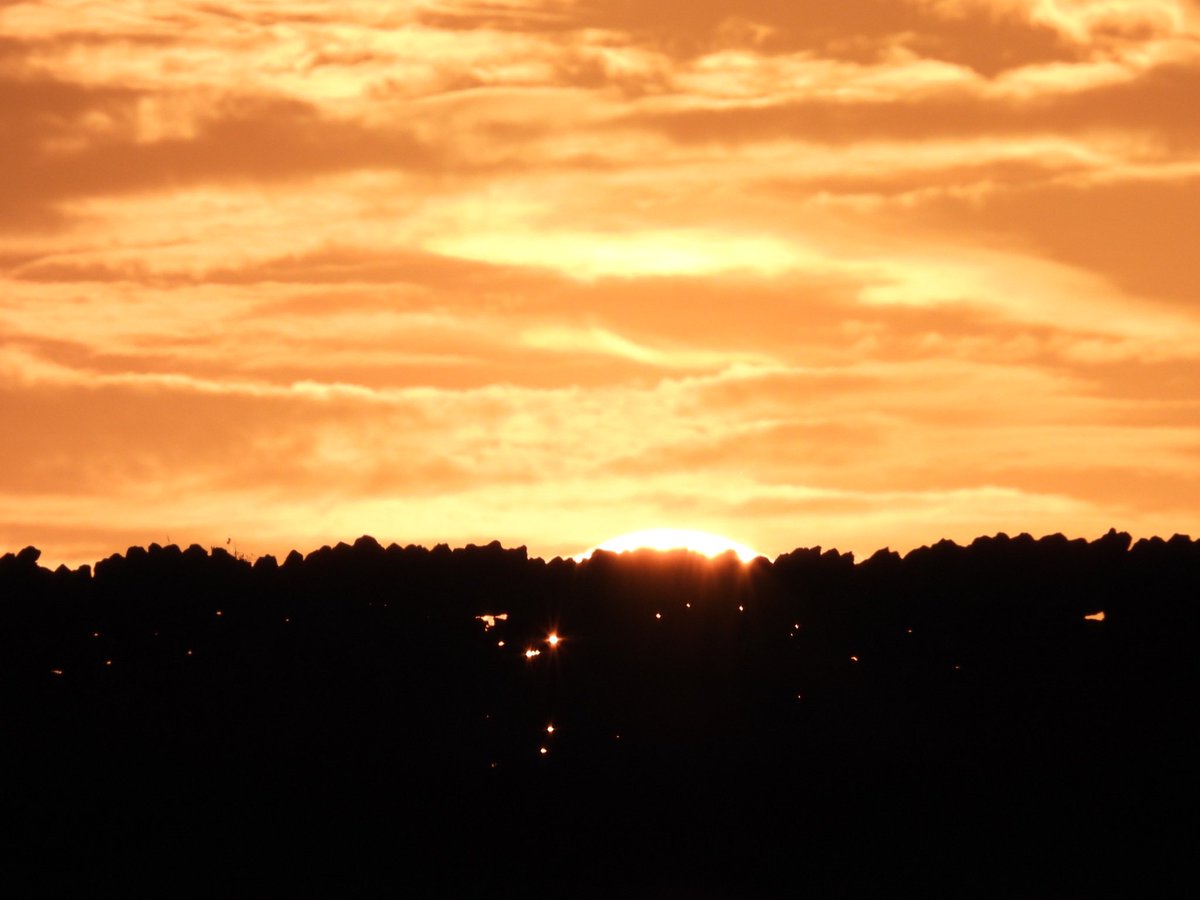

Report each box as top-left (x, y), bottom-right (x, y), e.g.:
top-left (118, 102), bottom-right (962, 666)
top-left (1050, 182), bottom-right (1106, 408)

top-left (3, 0), bottom-right (1199, 565)
top-left (425, 0), bottom-right (1084, 74)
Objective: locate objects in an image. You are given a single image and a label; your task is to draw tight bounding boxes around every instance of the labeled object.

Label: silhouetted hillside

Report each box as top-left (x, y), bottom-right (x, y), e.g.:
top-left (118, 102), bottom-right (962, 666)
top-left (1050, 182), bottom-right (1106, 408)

top-left (3, 531), bottom-right (1197, 896)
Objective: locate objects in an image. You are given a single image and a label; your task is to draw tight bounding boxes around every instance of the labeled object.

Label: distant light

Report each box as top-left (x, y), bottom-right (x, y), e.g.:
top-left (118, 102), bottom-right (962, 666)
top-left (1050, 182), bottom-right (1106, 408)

top-left (685, 603), bottom-right (691, 609)
top-left (954, 665), bottom-right (961, 671)
top-left (796, 694), bottom-right (803, 700)
top-left (283, 618), bottom-right (290, 624)
top-left (539, 747), bottom-right (548, 756)
top-left (186, 650), bottom-right (194, 656)
top-left (850, 656), bottom-right (858, 663)
top-left (476, 613), bottom-right (509, 631)
top-left (489, 762), bottom-right (498, 769)
top-left (738, 605), bottom-right (744, 612)
top-left (655, 612), bottom-right (662, 620)
top-left (546, 724), bottom-right (555, 734)
top-left (793, 624), bottom-right (800, 630)
top-left (525, 649), bottom-right (541, 659)
top-left (906, 628), bottom-right (913, 634)
top-left (1084, 611), bottom-right (1106, 622)
top-left (546, 633), bottom-right (560, 648)
top-left (215, 610), bottom-right (223, 617)
top-left (51, 669), bottom-right (63, 676)
top-left (105, 660), bottom-right (112, 666)
top-left (497, 640), bottom-right (505, 647)
top-left (92, 632), bottom-right (100, 638)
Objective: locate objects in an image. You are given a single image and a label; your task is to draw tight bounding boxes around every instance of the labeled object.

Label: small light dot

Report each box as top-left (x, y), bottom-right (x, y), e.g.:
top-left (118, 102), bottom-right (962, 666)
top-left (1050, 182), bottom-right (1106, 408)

top-left (796, 694), bottom-right (803, 700)
top-left (539, 747), bottom-right (548, 756)
top-left (907, 628), bottom-right (913, 634)
top-left (793, 624), bottom-right (800, 630)
top-left (738, 605), bottom-right (744, 612)
top-left (186, 650), bottom-right (194, 656)
top-left (215, 610), bottom-right (222, 617)
top-left (546, 633), bottom-right (560, 648)
top-left (525, 648), bottom-right (541, 659)
top-left (105, 660), bottom-right (112, 666)
top-left (850, 655), bottom-right (858, 663)
top-left (92, 632), bottom-right (100, 638)
top-left (51, 669), bottom-right (64, 676)
top-left (546, 724), bottom-right (555, 734)
top-left (489, 762), bottom-right (498, 769)
top-left (283, 617), bottom-right (290, 623)
top-left (497, 640), bottom-right (505, 647)
top-left (655, 612), bottom-right (662, 620)
top-left (685, 603), bottom-right (691, 608)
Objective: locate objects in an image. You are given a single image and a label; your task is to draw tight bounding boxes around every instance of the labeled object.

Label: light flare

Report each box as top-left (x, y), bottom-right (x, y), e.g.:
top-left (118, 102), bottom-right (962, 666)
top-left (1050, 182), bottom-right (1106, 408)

top-left (578, 529), bottom-right (763, 563)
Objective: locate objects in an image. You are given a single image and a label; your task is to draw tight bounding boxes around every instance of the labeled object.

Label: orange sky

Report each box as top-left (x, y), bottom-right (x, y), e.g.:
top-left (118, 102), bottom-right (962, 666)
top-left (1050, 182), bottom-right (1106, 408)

top-left (3, 0), bottom-right (1199, 566)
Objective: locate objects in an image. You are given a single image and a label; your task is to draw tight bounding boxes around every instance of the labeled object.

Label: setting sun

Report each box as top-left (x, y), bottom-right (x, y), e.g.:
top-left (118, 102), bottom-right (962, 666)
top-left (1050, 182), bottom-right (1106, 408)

top-left (577, 529), bottom-right (763, 563)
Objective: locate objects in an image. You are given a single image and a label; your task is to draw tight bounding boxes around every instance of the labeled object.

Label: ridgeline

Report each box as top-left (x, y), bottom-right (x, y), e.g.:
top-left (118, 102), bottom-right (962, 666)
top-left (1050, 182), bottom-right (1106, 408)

top-left (4, 531), bottom-right (1197, 895)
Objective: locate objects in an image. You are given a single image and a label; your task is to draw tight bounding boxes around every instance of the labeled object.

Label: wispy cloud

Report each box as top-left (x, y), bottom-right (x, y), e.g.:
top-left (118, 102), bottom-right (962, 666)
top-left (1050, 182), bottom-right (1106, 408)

top-left (3, 0), bottom-right (1198, 564)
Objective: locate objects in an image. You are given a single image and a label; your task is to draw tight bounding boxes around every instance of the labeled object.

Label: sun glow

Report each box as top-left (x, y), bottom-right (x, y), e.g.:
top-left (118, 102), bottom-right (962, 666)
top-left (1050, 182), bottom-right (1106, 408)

top-left (577, 529), bottom-right (763, 563)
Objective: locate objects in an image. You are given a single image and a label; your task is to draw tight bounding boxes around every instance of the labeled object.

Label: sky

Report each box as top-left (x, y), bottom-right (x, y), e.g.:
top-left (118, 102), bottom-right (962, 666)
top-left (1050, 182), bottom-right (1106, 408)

top-left (3, 0), bottom-right (1199, 566)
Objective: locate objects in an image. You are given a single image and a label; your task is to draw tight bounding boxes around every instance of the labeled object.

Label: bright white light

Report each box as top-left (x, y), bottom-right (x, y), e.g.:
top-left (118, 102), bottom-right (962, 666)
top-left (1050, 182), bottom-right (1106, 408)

top-left (575, 529), bottom-right (762, 563)
top-left (546, 633), bottom-right (560, 648)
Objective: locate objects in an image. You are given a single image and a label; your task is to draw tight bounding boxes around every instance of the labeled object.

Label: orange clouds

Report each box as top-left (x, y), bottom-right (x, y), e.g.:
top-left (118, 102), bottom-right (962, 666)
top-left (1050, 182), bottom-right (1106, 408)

top-left (1, 0), bottom-right (1198, 565)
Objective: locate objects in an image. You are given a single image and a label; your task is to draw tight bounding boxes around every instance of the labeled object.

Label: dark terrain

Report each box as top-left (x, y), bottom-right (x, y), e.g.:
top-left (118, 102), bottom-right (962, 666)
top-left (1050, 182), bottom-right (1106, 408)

top-left (3, 530), bottom-right (1197, 896)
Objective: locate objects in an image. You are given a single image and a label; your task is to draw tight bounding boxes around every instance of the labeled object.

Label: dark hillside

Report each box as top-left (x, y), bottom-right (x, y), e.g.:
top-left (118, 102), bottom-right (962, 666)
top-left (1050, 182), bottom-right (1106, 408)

top-left (3, 531), bottom-right (1197, 896)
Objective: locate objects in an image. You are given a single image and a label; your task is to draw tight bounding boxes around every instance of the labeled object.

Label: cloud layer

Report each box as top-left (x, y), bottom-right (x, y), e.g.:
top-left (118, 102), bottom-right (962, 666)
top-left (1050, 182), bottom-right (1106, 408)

top-left (3, 0), bottom-right (1198, 564)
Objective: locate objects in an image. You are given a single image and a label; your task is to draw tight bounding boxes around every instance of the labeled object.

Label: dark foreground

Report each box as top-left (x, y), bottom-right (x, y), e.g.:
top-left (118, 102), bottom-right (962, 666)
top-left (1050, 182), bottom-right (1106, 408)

top-left (3, 531), bottom-right (1197, 896)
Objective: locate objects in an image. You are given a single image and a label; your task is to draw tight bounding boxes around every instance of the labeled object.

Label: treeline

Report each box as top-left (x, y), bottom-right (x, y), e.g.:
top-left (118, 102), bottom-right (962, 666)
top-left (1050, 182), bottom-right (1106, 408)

top-left (3, 530), bottom-right (1197, 896)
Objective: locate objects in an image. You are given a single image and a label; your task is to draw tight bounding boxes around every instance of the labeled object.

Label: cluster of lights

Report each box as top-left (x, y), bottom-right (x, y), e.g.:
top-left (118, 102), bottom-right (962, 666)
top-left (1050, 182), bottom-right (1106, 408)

top-left (522, 633), bottom-right (562, 659)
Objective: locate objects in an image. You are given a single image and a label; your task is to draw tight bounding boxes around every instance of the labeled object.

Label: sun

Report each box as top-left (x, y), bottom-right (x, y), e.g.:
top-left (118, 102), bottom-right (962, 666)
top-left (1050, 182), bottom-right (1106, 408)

top-left (576, 528), bottom-right (763, 563)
